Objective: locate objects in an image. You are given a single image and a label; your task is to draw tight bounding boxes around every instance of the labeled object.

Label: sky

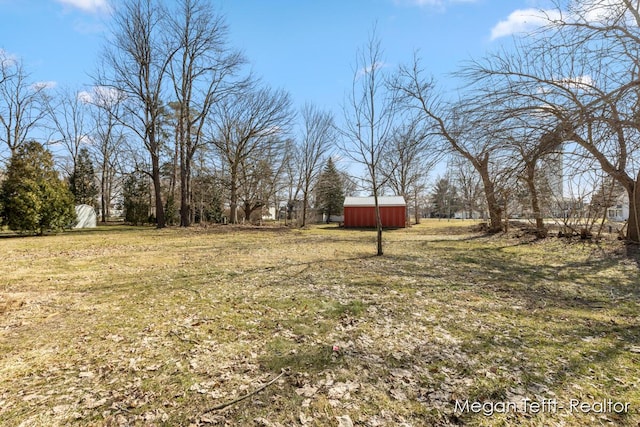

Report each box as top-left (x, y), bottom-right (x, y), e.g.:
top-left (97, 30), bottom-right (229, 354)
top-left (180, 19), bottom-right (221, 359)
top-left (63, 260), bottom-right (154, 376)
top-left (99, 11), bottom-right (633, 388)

top-left (0, 0), bottom-right (554, 176)
top-left (0, 0), bottom-right (554, 108)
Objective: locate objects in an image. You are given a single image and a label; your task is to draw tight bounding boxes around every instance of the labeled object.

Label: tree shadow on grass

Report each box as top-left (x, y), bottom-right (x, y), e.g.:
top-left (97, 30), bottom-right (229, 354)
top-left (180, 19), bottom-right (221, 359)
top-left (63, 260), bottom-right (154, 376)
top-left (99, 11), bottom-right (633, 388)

top-left (394, 240), bottom-right (640, 423)
top-left (456, 301), bottom-right (640, 417)
top-left (0, 225), bottom-right (156, 239)
top-left (624, 243), bottom-right (640, 269)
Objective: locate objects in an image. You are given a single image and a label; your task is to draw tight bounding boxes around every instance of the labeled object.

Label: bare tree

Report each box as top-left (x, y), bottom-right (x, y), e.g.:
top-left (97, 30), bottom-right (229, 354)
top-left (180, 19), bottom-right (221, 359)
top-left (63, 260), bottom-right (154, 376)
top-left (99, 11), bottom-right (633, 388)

top-left (590, 174), bottom-right (625, 237)
top-left (0, 52), bottom-right (48, 160)
top-left (513, 125), bottom-right (563, 236)
top-left (280, 138), bottom-right (299, 224)
top-left (465, 1), bottom-right (640, 242)
top-left (97, 0), bottom-right (179, 228)
top-left (209, 84), bottom-right (293, 224)
top-left (553, 0), bottom-right (640, 243)
top-left (238, 141), bottom-right (288, 223)
top-left (0, 51), bottom-right (12, 87)
top-left (190, 148), bottom-right (225, 224)
top-left (394, 55), bottom-right (505, 232)
top-left (86, 87), bottom-right (127, 222)
top-left (482, 109), bottom-right (562, 236)
top-left (450, 154), bottom-right (485, 220)
top-left (294, 103), bottom-right (335, 227)
top-left (550, 154), bottom-right (603, 237)
top-left (341, 29), bottom-right (396, 255)
top-left (167, 0), bottom-right (246, 227)
top-left (381, 116), bottom-right (438, 225)
top-left (44, 86), bottom-right (91, 177)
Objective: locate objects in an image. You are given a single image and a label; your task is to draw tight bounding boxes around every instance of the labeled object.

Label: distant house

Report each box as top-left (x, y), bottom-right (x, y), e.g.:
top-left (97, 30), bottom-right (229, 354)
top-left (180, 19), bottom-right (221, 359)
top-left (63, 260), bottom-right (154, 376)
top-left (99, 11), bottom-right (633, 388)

top-left (607, 192), bottom-right (629, 221)
top-left (454, 210), bottom-right (483, 220)
top-left (343, 196), bottom-right (406, 228)
top-left (262, 206), bottom-right (278, 221)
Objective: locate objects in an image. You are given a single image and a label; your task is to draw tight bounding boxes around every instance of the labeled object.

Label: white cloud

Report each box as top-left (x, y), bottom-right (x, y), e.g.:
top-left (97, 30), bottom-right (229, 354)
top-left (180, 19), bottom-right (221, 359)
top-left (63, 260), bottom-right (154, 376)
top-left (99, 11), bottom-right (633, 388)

top-left (55, 0), bottom-right (110, 14)
top-left (573, 0), bottom-right (640, 27)
top-left (78, 86), bottom-right (125, 106)
top-left (491, 1), bottom-right (640, 41)
top-left (357, 61), bottom-right (389, 78)
top-left (77, 90), bottom-right (93, 104)
top-left (535, 75), bottom-right (595, 95)
top-left (577, 0), bottom-right (625, 23)
top-left (255, 125), bottom-right (283, 138)
top-left (490, 8), bottom-right (561, 40)
top-left (0, 48), bottom-right (18, 68)
top-left (558, 75), bottom-right (594, 90)
top-left (32, 81), bottom-right (57, 90)
top-left (79, 134), bottom-right (94, 145)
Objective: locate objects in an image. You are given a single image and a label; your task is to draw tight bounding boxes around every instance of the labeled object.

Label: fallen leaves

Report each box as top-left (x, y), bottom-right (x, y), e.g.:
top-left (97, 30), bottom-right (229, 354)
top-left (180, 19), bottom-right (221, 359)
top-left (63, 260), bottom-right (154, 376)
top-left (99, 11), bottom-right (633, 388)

top-left (295, 384), bottom-right (318, 398)
top-left (327, 380), bottom-right (360, 401)
top-left (335, 414), bottom-right (354, 427)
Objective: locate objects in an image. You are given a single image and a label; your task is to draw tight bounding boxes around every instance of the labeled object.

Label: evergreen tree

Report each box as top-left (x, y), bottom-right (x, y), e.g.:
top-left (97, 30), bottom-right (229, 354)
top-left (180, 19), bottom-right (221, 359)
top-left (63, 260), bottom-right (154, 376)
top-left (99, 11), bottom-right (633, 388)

top-left (122, 171), bottom-right (151, 225)
top-left (430, 178), bottom-right (461, 218)
top-left (192, 174), bottom-right (225, 223)
top-left (0, 141), bottom-right (76, 234)
top-left (590, 177), bottom-right (624, 214)
top-left (164, 194), bottom-right (179, 226)
top-left (69, 147), bottom-right (99, 206)
top-left (315, 158), bottom-right (345, 222)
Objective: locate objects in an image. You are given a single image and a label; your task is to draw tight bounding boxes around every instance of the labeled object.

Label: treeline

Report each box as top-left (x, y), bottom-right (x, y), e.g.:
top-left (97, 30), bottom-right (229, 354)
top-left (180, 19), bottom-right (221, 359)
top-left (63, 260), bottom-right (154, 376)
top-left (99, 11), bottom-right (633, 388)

top-left (422, 0), bottom-right (640, 241)
top-left (1, 0), bottom-right (639, 243)
top-left (341, 0), bottom-right (640, 243)
top-left (0, 0), bottom-right (351, 232)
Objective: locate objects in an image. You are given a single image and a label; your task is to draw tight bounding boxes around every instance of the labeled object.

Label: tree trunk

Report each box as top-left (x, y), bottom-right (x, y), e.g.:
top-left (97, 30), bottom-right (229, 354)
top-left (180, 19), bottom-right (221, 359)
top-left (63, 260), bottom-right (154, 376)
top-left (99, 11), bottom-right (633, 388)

top-left (627, 175), bottom-right (640, 243)
top-left (374, 193), bottom-right (383, 256)
top-left (244, 202), bottom-right (252, 222)
top-left (106, 167), bottom-right (114, 221)
top-left (404, 193), bottom-right (410, 226)
top-left (477, 162), bottom-right (502, 233)
top-left (180, 160), bottom-right (191, 227)
top-left (229, 166), bottom-right (238, 224)
top-left (151, 154), bottom-right (166, 228)
top-left (301, 193), bottom-right (308, 227)
top-left (524, 161), bottom-right (546, 237)
top-left (100, 162), bottom-right (107, 223)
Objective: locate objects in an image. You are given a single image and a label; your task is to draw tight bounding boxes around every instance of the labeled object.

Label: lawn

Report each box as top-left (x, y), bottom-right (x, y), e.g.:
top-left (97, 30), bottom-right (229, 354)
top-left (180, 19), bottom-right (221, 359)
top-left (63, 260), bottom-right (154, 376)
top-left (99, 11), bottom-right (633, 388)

top-left (1, 220), bottom-right (639, 426)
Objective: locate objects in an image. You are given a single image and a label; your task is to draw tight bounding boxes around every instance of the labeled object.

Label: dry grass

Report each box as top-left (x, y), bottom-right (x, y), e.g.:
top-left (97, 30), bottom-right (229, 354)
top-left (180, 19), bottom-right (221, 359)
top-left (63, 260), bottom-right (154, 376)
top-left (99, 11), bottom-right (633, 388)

top-left (1, 220), bottom-right (639, 426)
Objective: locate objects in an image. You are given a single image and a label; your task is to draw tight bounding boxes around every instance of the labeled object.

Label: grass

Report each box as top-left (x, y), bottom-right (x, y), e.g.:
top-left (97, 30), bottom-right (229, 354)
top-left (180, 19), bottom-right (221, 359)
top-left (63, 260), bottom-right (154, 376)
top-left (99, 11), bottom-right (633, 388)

top-left (0, 220), bottom-right (639, 426)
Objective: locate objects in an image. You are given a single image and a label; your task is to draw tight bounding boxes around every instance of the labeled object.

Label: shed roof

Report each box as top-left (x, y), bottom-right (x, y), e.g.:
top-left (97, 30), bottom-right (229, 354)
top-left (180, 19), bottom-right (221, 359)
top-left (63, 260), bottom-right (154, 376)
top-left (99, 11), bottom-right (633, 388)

top-left (344, 196), bottom-right (406, 207)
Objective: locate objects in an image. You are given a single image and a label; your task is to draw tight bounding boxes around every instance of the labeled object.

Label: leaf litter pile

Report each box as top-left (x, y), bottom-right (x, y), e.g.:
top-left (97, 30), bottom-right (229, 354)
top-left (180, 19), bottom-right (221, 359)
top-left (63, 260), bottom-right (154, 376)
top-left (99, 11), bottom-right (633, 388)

top-left (1, 221), bottom-right (639, 426)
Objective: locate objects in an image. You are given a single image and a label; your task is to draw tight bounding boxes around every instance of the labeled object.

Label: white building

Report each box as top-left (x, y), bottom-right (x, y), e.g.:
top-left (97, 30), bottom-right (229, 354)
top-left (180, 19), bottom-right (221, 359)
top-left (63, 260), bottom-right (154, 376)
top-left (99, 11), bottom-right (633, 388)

top-left (606, 192), bottom-right (629, 221)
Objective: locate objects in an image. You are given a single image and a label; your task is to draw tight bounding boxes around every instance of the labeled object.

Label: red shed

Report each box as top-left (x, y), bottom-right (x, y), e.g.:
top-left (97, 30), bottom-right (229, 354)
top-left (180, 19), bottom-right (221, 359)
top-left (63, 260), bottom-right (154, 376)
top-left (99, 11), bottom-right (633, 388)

top-left (343, 196), bottom-right (406, 228)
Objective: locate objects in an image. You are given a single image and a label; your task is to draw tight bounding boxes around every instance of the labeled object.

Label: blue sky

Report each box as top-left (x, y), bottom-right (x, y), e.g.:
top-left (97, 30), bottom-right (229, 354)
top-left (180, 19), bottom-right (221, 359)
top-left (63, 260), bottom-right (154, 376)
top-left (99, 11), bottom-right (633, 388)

top-left (0, 0), bottom-right (551, 110)
top-left (0, 0), bottom-right (552, 178)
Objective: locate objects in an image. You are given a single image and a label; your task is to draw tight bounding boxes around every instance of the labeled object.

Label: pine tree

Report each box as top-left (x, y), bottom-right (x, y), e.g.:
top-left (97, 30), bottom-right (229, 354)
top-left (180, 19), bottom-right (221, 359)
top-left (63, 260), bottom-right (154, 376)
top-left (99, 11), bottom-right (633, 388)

top-left (315, 158), bottom-right (345, 222)
top-left (122, 171), bottom-right (151, 225)
top-left (430, 178), bottom-right (461, 218)
top-left (0, 141), bottom-right (76, 234)
top-left (192, 173), bottom-right (225, 223)
top-left (69, 147), bottom-right (99, 206)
